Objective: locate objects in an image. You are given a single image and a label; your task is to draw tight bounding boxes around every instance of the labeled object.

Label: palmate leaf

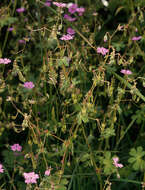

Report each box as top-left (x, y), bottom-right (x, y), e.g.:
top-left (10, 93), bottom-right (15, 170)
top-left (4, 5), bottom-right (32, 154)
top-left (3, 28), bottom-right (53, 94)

top-left (128, 157), bottom-right (136, 163)
top-left (129, 148), bottom-right (137, 156)
top-left (99, 152), bottom-right (116, 175)
top-left (128, 146), bottom-right (145, 171)
top-left (132, 160), bottom-right (145, 171)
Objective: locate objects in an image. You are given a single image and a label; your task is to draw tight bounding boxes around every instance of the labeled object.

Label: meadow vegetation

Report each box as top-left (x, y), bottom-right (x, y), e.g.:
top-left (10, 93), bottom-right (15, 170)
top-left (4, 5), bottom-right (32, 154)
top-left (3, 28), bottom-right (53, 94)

top-left (0, 0), bottom-right (145, 189)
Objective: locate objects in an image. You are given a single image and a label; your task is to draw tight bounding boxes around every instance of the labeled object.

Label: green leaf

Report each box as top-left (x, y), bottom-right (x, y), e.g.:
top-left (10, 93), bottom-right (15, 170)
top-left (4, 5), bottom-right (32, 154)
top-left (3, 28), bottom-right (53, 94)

top-left (128, 146), bottom-right (145, 171)
top-left (100, 128), bottom-right (115, 139)
top-left (100, 151), bottom-right (116, 175)
top-left (57, 57), bottom-right (69, 67)
top-left (2, 150), bottom-right (15, 168)
top-left (47, 38), bottom-right (57, 50)
top-left (0, 16), bottom-right (18, 27)
top-left (129, 148), bottom-right (136, 156)
top-left (128, 157), bottom-right (136, 163)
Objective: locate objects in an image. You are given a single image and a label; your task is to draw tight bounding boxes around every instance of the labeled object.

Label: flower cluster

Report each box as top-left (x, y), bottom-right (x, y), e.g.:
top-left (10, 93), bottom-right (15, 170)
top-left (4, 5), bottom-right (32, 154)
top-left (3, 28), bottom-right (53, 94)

top-left (52, 1), bottom-right (85, 16)
top-left (55, 2), bottom-right (84, 41)
top-left (68, 3), bottom-right (78, 14)
top-left (23, 172), bottom-right (39, 184)
top-left (68, 3), bottom-right (85, 16)
top-left (97, 47), bottom-right (109, 56)
top-left (0, 58), bottom-right (11, 64)
top-left (120, 69), bottom-right (132, 75)
top-left (11, 144), bottom-right (22, 152)
top-left (0, 164), bottom-right (4, 173)
top-left (60, 27), bottom-right (75, 41)
top-left (113, 157), bottom-right (123, 168)
top-left (23, 168), bottom-right (51, 184)
top-left (23, 82), bottom-right (35, 89)
top-left (59, 3), bottom-right (85, 22)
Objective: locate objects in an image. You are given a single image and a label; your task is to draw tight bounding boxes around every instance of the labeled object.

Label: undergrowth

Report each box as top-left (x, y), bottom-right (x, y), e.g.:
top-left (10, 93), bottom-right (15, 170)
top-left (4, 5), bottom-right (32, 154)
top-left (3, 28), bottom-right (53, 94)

top-left (0, 0), bottom-right (145, 189)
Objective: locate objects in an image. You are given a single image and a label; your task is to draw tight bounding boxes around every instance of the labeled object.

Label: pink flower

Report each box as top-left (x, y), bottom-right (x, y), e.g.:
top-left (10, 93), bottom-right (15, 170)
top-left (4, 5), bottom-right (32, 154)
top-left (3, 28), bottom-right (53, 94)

top-left (97, 47), bottom-right (109, 55)
top-left (53, 2), bottom-right (66, 8)
top-left (16, 7), bottom-right (26, 13)
top-left (0, 164), bottom-right (4, 173)
top-left (23, 82), bottom-right (35, 89)
top-left (131, 36), bottom-right (142, 41)
top-left (8, 27), bottom-right (14, 31)
top-left (45, 168), bottom-right (51, 176)
top-left (76, 7), bottom-right (85, 16)
top-left (23, 172), bottom-right (39, 184)
top-left (45, 2), bottom-right (51, 7)
top-left (0, 58), bottom-right (11, 64)
top-left (68, 3), bottom-right (78, 14)
top-left (60, 34), bottom-right (74, 41)
top-left (67, 27), bottom-right (75, 35)
top-left (113, 157), bottom-right (123, 168)
top-left (64, 14), bottom-right (76, 22)
top-left (19, 39), bottom-right (26, 44)
top-left (120, 69), bottom-right (132, 75)
top-left (11, 144), bottom-right (22, 152)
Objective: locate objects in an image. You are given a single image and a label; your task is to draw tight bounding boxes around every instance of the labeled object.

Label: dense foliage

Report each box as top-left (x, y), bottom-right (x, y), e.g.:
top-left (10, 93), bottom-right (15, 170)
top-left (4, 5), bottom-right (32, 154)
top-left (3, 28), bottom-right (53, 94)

top-left (0, 0), bottom-right (145, 189)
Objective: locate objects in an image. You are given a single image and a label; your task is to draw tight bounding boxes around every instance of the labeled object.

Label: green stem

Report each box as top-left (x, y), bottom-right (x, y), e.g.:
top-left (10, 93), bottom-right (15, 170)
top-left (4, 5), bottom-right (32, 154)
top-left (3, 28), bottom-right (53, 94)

top-left (67, 158), bottom-right (80, 190)
top-left (38, 0), bottom-right (58, 14)
top-left (82, 125), bottom-right (103, 190)
top-left (2, 165), bottom-right (17, 190)
top-left (115, 116), bottom-right (137, 149)
top-left (2, 0), bottom-right (17, 54)
top-left (110, 178), bottom-right (142, 184)
top-left (35, 3), bottom-right (43, 60)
